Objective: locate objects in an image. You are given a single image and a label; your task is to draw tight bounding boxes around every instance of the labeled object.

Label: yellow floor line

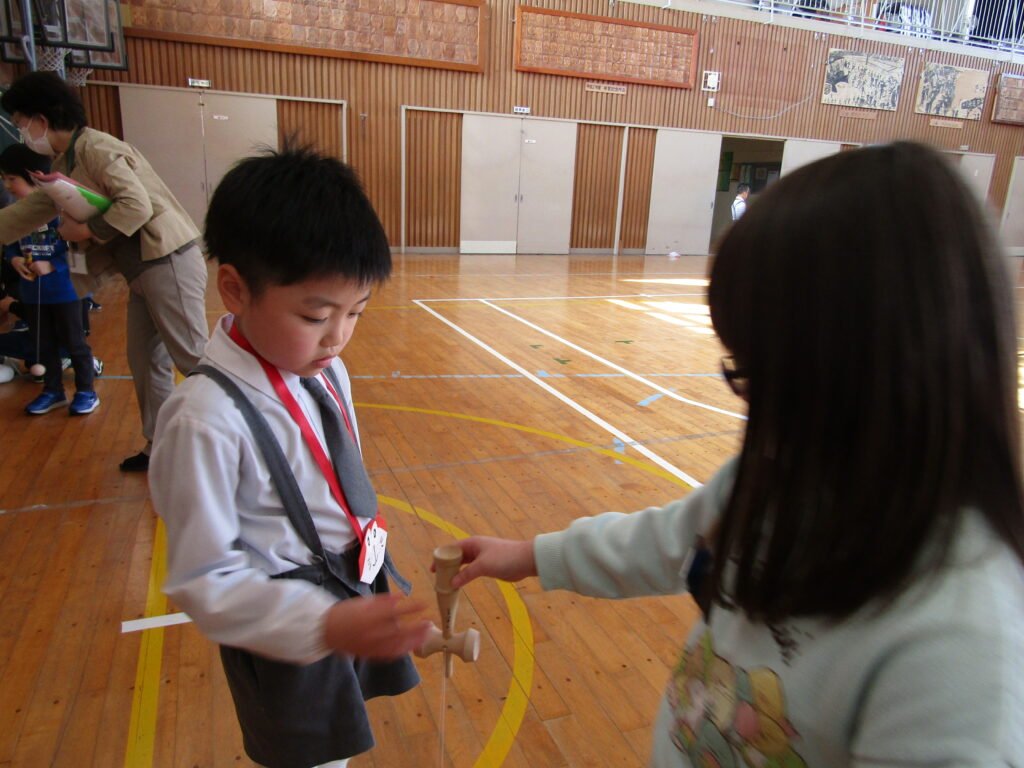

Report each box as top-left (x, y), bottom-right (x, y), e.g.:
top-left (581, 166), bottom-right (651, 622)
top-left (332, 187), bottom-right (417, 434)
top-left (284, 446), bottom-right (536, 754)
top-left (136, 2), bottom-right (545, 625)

top-left (124, 519), bottom-right (169, 767)
top-left (378, 495), bottom-right (535, 768)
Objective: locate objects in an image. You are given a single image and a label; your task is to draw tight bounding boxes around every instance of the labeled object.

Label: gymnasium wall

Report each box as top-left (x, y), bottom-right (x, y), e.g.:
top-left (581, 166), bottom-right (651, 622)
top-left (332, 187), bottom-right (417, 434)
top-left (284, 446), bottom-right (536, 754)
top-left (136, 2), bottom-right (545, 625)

top-left (80, 0), bottom-right (1024, 248)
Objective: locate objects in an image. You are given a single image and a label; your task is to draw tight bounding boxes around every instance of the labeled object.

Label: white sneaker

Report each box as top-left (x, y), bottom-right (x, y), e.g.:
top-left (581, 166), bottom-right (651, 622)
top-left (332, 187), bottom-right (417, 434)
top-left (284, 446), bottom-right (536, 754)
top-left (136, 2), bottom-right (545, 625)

top-left (0, 361), bottom-right (16, 384)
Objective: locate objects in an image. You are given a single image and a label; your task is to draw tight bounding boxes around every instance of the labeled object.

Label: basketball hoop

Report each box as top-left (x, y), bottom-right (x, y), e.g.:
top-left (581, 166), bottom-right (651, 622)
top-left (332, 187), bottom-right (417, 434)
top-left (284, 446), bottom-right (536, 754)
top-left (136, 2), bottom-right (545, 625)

top-left (65, 67), bottom-right (93, 87)
top-left (33, 45), bottom-right (91, 86)
top-left (36, 45), bottom-right (68, 76)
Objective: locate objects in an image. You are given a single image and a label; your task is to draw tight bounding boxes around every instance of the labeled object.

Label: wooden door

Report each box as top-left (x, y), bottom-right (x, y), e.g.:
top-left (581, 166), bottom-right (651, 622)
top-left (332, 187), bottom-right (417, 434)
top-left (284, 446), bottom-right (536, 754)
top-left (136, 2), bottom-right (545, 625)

top-left (645, 129), bottom-right (721, 256)
top-left (118, 85), bottom-right (206, 229)
top-left (460, 114), bottom-right (521, 254)
top-left (1001, 156), bottom-right (1024, 255)
top-left (957, 153), bottom-right (996, 207)
top-left (517, 119), bottom-right (578, 254)
top-left (202, 92), bottom-right (279, 210)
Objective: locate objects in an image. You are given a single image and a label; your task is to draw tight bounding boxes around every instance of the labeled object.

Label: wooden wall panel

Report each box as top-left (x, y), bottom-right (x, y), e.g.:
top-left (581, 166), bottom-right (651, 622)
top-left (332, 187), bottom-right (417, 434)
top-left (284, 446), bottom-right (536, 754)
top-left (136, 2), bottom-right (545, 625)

top-left (81, 83), bottom-right (121, 138)
top-left (570, 123), bottom-right (624, 249)
top-left (515, 6), bottom-right (697, 89)
top-left (277, 100), bottom-right (344, 160)
top-left (620, 128), bottom-right (656, 251)
top-left (87, 0), bottom-right (1024, 244)
top-left (406, 110), bottom-right (461, 248)
top-left (127, 0), bottom-right (485, 74)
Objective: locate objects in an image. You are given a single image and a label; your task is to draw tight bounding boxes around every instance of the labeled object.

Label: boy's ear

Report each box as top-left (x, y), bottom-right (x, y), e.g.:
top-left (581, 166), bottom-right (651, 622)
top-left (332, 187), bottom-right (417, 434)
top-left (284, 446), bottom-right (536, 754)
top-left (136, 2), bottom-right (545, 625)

top-left (217, 263), bottom-right (251, 315)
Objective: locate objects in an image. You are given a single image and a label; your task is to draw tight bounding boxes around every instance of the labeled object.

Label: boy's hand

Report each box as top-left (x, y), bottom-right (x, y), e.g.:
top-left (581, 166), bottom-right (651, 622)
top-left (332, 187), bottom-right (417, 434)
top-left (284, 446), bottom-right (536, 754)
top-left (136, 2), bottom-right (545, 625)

top-left (449, 537), bottom-right (537, 590)
top-left (10, 256), bottom-right (33, 281)
top-left (28, 260), bottom-right (53, 276)
top-left (323, 594), bottom-right (431, 659)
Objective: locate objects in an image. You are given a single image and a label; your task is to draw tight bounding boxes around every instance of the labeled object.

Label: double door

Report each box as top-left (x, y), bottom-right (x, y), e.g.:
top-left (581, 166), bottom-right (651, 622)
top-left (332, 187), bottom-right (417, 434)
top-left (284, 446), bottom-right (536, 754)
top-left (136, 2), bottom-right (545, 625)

top-left (460, 114), bottom-right (577, 254)
top-left (119, 85), bottom-right (279, 228)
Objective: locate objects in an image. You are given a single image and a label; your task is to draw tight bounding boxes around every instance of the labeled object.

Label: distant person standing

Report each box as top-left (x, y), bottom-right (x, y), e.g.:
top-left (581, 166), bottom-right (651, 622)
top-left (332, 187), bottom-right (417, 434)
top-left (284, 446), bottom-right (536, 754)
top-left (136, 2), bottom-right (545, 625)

top-left (731, 183), bottom-right (750, 221)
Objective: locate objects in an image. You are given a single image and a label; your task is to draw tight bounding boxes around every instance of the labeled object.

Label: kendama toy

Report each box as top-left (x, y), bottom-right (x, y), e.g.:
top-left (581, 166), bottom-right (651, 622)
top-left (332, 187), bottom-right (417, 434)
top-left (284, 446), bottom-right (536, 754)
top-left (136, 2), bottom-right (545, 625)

top-left (414, 544), bottom-right (480, 677)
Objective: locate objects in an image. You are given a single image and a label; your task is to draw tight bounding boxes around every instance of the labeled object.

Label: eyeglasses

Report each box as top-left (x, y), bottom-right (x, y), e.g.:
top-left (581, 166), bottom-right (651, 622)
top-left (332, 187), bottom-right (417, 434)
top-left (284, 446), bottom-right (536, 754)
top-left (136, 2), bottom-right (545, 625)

top-left (720, 355), bottom-right (749, 397)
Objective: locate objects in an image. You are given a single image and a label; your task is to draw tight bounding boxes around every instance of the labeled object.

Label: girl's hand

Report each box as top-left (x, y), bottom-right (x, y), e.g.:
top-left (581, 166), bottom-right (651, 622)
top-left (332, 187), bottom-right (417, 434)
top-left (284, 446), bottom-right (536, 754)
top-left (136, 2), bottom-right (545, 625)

top-left (449, 537), bottom-right (537, 589)
top-left (323, 594), bottom-right (431, 659)
top-left (57, 216), bottom-right (92, 243)
top-left (10, 256), bottom-right (33, 281)
top-left (29, 260), bottom-right (53, 276)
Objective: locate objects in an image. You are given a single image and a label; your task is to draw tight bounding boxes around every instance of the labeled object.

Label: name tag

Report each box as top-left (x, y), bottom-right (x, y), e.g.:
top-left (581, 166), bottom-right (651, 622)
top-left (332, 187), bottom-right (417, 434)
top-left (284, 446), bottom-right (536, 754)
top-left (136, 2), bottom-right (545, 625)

top-left (68, 247), bottom-right (88, 275)
top-left (359, 517), bottom-right (388, 584)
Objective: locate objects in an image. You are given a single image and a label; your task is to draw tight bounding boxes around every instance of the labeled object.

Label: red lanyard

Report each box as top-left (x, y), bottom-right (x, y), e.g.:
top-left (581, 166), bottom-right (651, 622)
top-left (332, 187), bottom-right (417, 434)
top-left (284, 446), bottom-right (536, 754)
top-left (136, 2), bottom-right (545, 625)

top-left (228, 321), bottom-right (367, 545)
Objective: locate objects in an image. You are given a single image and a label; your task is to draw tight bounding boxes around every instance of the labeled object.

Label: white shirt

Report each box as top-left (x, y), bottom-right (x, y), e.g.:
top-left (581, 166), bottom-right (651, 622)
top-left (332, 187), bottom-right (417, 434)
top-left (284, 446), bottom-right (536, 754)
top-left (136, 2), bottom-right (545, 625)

top-left (731, 195), bottom-right (747, 221)
top-left (151, 315), bottom-right (374, 663)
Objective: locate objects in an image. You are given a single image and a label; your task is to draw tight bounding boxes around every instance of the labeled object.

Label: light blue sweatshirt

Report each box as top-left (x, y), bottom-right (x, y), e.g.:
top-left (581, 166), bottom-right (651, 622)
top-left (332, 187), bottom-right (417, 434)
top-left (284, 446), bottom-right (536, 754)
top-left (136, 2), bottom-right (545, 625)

top-left (535, 460), bottom-right (1024, 767)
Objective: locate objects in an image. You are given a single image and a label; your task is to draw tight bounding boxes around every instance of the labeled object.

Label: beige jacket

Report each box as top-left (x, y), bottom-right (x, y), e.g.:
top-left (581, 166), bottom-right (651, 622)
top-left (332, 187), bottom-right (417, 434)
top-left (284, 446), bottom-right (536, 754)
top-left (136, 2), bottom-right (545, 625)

top-left (0, 127), bottom-right (199, 278)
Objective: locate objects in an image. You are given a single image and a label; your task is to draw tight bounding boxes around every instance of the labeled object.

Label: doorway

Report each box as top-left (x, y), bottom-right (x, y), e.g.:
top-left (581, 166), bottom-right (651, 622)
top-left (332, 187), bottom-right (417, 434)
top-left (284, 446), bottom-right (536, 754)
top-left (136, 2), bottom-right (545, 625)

top-left (712, 137), bottom-right (784, 244)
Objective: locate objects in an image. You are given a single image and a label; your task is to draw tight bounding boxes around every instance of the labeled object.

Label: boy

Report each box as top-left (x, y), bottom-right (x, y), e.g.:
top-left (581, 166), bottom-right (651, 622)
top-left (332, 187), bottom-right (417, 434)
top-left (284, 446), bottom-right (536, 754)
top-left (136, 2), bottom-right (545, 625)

top-left (730, 182), bottom-right (750, 221)
top-left (0, 143), bottom-right (99, 415)
top-left (150, 147), bottom-right (429, 768)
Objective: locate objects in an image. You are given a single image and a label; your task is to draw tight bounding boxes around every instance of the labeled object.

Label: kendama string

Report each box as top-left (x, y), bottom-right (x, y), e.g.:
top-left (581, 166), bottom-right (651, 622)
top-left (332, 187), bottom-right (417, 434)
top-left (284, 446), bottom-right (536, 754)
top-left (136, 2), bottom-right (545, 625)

top-left (438, 660), bottom-right (447, 767)
top-left (35, 270), bottom-right (41, 371)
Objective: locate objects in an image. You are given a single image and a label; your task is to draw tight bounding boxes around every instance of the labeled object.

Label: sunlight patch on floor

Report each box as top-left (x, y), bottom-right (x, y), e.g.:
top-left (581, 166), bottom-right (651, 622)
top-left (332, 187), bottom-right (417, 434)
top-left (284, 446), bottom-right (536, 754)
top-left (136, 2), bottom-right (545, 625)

top-left (608, 298), bottom-right (715, 335)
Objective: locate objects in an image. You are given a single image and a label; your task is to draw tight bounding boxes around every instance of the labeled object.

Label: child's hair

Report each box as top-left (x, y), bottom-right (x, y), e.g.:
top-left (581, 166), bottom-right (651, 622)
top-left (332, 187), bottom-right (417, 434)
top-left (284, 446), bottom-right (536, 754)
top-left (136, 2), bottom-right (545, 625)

top-left (736, 182), bottom-right (751, 194)
top-left (708, 141), bottom-right (1024, 623)
top-left (0, 71), bottom-right (88, 131)
top-left (0, 143), bottom-right (51, 183)
top-left (204, 144), bottom-right (391, 294)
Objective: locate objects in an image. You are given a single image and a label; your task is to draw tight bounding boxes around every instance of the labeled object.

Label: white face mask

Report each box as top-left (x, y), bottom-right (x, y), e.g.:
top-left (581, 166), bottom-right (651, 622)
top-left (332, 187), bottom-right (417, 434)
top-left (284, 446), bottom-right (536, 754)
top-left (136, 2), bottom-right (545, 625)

top-left (19, 118), bottom-right (55, 157)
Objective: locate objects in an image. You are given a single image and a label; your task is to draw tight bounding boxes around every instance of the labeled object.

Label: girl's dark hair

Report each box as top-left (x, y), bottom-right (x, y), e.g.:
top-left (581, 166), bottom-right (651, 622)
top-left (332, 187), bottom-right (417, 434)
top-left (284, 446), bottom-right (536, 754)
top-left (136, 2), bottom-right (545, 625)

top-left (0, 143), bottom-right (51, 182)
top-left (0, 71), bottom-right (88, 131)
top-left (204, 143), bottom-right (391, 293)
top-left (708, 141), bottom-right (1024, 623)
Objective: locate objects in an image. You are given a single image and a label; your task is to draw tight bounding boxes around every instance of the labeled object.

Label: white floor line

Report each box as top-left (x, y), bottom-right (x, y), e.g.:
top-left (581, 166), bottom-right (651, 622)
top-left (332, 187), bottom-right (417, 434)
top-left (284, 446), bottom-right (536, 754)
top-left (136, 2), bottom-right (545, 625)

top-left (122, 612), bottom-right (192, 633)
top-left (413, 300), bottom-right (702, 489)
top-left (480, 299), bottom-right (747, 421)
top-left (417, 292), bottom-right (704, 303)
top-left (0, 493), bottom-right (149, 516)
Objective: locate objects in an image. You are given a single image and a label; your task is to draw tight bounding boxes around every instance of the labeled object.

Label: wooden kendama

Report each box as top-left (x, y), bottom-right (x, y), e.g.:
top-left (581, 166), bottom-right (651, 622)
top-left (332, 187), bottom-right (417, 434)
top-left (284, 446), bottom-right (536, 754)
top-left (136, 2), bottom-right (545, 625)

top-left (414, 544), bottom-right (480, 677)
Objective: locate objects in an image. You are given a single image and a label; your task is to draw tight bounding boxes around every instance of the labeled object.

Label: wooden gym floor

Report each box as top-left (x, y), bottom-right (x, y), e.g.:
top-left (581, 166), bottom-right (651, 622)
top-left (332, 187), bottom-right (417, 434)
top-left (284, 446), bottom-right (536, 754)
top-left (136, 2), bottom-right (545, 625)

top-left (1, 253), bottom-right (1020, 767)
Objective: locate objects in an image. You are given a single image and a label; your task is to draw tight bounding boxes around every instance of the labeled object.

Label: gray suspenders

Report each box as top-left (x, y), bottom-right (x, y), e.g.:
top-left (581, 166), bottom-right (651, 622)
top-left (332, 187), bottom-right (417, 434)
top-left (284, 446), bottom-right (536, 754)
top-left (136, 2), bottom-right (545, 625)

top-left (191, 364), bottom-right (410, 595)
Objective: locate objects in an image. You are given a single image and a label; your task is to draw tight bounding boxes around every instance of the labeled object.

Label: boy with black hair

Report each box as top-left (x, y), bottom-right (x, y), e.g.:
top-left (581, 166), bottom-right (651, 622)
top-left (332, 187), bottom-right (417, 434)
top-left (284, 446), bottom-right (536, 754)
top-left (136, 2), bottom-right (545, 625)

top-left (730, 182), bottom-right (750, 221)
top-left (149, 146), bottom-right (428, 768)
top-left (0, 143), bottom-right (98, 414)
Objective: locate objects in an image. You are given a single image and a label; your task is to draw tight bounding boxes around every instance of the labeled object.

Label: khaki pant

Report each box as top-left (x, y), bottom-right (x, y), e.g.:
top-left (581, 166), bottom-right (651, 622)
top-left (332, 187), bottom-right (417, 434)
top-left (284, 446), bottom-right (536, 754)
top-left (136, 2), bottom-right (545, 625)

top-left (125, 244), bottom-right (208, 451)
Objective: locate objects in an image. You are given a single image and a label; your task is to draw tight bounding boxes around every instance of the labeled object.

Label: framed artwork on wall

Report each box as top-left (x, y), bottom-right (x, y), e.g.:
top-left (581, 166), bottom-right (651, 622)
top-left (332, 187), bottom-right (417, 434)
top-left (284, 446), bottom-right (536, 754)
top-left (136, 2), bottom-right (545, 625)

top-left (915, 63), bottom-right (988, 120)
top-left (992, 72), bottom-right (1024, 125)
top-left (822, 49), bottom-right (905, 112)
